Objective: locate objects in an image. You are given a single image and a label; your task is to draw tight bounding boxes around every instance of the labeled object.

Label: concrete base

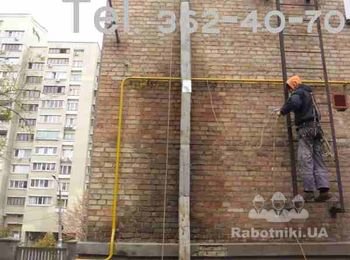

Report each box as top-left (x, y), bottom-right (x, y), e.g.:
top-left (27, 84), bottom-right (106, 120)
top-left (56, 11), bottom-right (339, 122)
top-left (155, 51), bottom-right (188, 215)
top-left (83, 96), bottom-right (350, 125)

top-left (77, 241), bottom-right (350, 259)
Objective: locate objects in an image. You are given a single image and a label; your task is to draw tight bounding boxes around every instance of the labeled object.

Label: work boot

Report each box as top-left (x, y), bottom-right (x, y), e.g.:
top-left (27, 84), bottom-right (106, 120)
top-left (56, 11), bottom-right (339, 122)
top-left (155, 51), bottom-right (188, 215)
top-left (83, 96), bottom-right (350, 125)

top-left (315, 192), bottom-right (332, 202)
top-left (303, 192), bottom-right (315, 203)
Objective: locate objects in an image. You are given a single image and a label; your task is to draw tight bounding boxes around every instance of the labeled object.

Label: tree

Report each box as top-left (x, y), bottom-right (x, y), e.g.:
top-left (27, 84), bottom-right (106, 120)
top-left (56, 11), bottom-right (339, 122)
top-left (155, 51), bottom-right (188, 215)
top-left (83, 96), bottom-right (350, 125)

top-left (34, 233), bottom-right (56, 248)
top-left (62, 193), bottom-right (88, 241)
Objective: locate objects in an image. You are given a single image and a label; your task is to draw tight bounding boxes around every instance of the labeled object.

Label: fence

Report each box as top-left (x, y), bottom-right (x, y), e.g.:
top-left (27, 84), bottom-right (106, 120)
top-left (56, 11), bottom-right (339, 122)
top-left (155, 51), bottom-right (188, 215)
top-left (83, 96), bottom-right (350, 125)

top-left (15, 247), bottom-right (67, 260)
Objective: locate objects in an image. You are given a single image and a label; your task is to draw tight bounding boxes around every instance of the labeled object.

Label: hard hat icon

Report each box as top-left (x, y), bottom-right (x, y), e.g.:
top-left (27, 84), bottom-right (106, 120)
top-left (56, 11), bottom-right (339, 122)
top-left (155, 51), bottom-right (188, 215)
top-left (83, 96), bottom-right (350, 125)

top-left (292, 194), bottom-right (305, 203)
top-left (271, 192), bottom-right (287, 201)
top-left (253, 194), bottom-right (265, 203)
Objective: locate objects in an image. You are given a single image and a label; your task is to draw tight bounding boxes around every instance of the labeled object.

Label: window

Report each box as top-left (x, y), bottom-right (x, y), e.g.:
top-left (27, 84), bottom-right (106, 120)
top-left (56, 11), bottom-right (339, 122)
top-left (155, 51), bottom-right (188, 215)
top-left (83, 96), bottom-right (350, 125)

top-left (60, 180), bottom-right (70, 192)
top-left (7, 197), bottom-right (25, 206)
top-left (63, 131), bottom-right (75, 141)
top-left (21, 104), bottom-right (38, 112)
top-left (65, 115), bottom-right (77, 128)
top-left (16, 133), bottom-right (34, 142)
top-left (28, 62), bottom-right (44, 70)
top-left (26, 76), bottom-right (42, 84)
top-left (35, 147), bottom-right (57, 155)
top-left (3, 30), bottom-right (24, 38)
top-left (49, 48), bottom-right (70, 54)
top-left (12, 165), bottom-right (30, 174)
top-left (68, 85), bottom-right (80, 96)
top-left (73, 49), bottom-right (84, 55)
top-left (45, 71), bottom-right (67, 80)
top-left (72, 60), bottom-right (83, 68)
top-left (39, 115), bottom-right (61, 124)
top-left (22, 90), bottom-right (40, 98)
top-left (62, 145), bottom-right (73, 160)
top-left (47, 58), bottom-right (69, 65)
top-left (43, 86), bottom-right (65, 94)
top-left (28, 196), bottom-right (52, 206)
top-left (70, 71), bottom-right (82, 81)
top-left (30, 179), bottom-right (53, 188)
top-left (14, 149), bottom-right (31, 159)
top-left (0, 130), bottom-right (7, 138)
top-left (9, 180), bottom-right (27, 189)
top-left (36, 130), bottom-right (60, 140)
top-left (19, 118), bottom-right (36, 127)
top-left (58, 196), bottom-right (68, 208)
top-left (67, 99), bottom-right (79, 111)
top-left (32, 162), bottom-right (56, 171)
top-left (60, 165), bottom-right (71, 175)
top-left (0, 57), bottom-right (19, 65)
top-left (2, 44), bottom-right (22, 52)
top-left (0, 71), bottom-right (18, 79)
top-left (42, 100), bottom-right (64, 109)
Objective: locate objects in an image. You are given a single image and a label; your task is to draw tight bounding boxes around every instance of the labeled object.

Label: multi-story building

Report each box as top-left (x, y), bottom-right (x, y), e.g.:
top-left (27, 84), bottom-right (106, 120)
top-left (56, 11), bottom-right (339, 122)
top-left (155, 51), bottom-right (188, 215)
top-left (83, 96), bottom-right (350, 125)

top-left (0, 14), bottom-right (100, 241)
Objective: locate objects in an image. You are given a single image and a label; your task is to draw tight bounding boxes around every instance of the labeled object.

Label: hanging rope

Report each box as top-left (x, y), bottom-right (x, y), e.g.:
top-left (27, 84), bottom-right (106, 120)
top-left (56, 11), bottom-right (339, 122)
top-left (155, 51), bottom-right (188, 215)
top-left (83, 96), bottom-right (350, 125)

top-left (161, 5), bottom-right (175, 259)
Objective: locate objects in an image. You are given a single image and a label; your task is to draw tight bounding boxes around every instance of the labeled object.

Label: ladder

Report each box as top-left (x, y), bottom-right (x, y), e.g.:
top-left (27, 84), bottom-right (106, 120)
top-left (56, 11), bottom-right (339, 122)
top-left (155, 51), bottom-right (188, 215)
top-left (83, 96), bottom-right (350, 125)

top-left (275, 0), bottom-right (345, 213)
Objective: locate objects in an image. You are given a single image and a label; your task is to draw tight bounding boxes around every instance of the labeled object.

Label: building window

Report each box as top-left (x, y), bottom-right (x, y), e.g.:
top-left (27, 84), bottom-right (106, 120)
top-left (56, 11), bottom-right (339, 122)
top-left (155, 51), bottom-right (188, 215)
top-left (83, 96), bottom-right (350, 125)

top-left (58, 196), bottom-right (69, 208)
top-left (1, 44), bottom-right (22, 52)
top-left (42, 100), bottom-right (64, 109)
top-left (21, 104), bottom-right (39, 112)
top-left (22, 90), bottom-right (40, 99)
top-left (68, 85), bottom-right (80, 96)
top-left (60, 180), bottom-right (70, 192)
top-left (32, 162), bottom-right (56, 171)
top-left (0, 71), bottom-right (18, 79)
top-left (65, 115), bottom-right (77, 128)
top-left (26, 76), bottom-right (42, 84)
top-left (3, 30), bottom-right (24, 38)
top-left (14, 149), bottom-right (31, 159)
top-left (39, 115), bottom-right (61, 124)
top-left (36, 130), bottom-right (60, 140)
top-left (47, 58), bottom-right (69, 65)
top-left (28, 62), bottom-right (44, 70)
top-left (60, 165), bottom-right (72, 175)
top-left (45, 71), bottom-right (67, 80)
top-left (12, 165), bottom-right (30, 174)
top-left (0, 57), bottom-right (19, 65)
top-left (70, 71), bottom-right (82, 82)
top-left (73, 49), bottom-right (84, 56)
top-left (62, 145), bottom-right (73, 160)
top-left (30, 179), bottom-right (53, 188)
top-left (67, 99), bottom-right (79, 111)
top-left (43, 86), bottom-right (65, 94)
top-left (7, 197), bottom-right (25, 206)
top-left (49, 48), bottom-right (70, 54)
top-left (63, 131), bottom-right (75, 141)
top-left (35, 147), bottom-right (58, 155)
top-left (9, 180), bottom-right (27, 189)
top-left (28, 196), bottom-right (52, 206)
top-left (72, 60), bottom-right (83, 68)
top-left (16, 133), bottom-right (34, 142)
top-left (19, 118), bottom-right (36, 127)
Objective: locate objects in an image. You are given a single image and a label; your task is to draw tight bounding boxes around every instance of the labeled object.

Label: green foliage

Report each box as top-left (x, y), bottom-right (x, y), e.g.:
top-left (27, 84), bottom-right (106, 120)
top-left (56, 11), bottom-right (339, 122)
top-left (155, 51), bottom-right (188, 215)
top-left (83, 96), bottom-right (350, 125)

top-left (34, 233), bottom-right (57, 248)
top-left (0, 109), bottom-right (11, 121)
top-left (0, 226), bottom-right (10, 238)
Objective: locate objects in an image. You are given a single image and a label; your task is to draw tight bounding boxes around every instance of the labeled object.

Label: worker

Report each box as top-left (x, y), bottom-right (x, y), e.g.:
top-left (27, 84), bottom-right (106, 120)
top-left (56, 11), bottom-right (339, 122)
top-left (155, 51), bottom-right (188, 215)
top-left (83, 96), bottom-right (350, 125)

top-left (277, 75), bottom-right (331, 202)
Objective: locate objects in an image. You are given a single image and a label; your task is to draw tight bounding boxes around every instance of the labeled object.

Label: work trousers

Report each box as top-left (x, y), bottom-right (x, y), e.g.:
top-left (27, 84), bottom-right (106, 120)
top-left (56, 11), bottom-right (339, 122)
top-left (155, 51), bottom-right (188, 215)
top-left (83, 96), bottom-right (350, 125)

top-left (297, 123), bottom-right (330, 192)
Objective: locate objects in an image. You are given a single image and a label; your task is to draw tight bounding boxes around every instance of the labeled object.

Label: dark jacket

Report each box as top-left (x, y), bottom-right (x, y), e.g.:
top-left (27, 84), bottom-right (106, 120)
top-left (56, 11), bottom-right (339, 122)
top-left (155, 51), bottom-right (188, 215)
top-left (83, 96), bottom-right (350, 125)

top-left (280, 84), bottom-right (319, 126)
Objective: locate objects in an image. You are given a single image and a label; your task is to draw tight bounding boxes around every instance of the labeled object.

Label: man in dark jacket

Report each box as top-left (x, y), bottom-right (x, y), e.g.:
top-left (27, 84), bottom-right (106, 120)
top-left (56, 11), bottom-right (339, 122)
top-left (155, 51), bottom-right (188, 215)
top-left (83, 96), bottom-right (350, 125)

top-left (277, 75), bottom-right (331, 202)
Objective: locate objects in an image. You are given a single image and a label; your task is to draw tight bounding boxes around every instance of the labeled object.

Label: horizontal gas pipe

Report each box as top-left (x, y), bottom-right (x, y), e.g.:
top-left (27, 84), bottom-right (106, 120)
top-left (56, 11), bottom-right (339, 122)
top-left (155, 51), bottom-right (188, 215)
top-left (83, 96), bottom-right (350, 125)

top-left (105, 77), bottom-right (350, 259)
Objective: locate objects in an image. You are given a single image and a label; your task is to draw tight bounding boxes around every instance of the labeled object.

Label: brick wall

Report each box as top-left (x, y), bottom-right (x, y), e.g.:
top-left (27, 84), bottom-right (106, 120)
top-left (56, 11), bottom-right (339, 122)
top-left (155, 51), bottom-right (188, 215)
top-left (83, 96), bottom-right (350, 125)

top-left (87, 0), bottom-right (350, 243)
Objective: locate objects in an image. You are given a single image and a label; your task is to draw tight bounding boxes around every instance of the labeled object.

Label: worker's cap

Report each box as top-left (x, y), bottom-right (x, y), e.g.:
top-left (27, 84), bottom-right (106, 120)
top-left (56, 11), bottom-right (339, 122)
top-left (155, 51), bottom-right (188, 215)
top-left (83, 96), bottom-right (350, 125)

top-left (271, 192), bottom-right (287, 201)
top-left (292, 194), bottom-right (305, 203)
top-left (286, 75), bottom-right (302, 90)
top-left (253, 194), bottom-right (265, 203)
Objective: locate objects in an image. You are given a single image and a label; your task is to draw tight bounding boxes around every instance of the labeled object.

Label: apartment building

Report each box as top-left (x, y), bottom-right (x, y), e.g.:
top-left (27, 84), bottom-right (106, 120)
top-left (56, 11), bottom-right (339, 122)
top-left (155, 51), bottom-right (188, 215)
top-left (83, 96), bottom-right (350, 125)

top-left (0, 14), bottom-right (100, 241)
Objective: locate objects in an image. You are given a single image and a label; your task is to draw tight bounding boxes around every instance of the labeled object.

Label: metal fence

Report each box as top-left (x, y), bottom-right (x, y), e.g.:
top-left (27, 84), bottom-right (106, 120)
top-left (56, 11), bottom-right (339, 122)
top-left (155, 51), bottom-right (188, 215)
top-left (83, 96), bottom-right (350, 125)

top-left (15, 247), bottom-right (67, 260)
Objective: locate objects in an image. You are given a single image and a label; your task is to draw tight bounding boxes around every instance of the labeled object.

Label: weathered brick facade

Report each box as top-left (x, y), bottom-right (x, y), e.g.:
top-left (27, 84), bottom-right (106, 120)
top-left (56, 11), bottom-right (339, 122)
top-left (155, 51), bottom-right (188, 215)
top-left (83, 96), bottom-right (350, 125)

top-left (87, 0), bottom-right (350, 245)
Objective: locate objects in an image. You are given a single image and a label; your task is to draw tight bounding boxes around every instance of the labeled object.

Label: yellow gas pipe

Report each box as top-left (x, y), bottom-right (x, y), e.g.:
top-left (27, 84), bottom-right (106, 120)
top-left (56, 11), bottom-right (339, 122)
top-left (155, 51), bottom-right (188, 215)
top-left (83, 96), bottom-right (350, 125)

top-left (105, 76), bottom-right (350, 259)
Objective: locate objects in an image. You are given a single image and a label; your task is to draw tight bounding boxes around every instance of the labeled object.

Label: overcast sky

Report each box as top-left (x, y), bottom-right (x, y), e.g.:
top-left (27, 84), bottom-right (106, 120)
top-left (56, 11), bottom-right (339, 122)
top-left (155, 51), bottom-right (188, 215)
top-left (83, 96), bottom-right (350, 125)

top-left (2, 0), bottom-right (106, 44)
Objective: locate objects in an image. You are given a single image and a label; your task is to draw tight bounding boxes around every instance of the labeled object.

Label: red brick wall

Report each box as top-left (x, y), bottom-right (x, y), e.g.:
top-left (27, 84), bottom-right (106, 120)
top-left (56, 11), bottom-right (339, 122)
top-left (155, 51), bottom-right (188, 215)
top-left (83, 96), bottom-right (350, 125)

top-left (87, 0), bottom-right (350, 242)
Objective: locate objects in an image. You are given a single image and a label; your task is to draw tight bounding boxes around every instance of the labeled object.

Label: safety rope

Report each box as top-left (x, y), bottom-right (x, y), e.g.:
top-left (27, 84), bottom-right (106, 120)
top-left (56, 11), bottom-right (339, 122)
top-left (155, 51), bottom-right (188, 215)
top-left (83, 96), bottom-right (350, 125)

top-left (161, 4), bottom-right (175, 258)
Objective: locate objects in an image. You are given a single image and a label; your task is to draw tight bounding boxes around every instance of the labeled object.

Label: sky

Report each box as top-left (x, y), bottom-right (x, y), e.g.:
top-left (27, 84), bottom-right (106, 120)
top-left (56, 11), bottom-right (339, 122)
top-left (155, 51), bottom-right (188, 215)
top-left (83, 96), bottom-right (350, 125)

top-left (2, 0), bottom-right (106, 44)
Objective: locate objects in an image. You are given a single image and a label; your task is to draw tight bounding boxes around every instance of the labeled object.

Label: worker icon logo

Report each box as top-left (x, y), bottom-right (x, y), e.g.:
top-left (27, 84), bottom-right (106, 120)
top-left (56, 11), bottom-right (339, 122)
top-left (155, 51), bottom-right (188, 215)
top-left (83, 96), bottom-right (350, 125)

top-left (248, 192), bottom-right (309, 223)
top-left (248, 195), bottom-right (268, 219)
